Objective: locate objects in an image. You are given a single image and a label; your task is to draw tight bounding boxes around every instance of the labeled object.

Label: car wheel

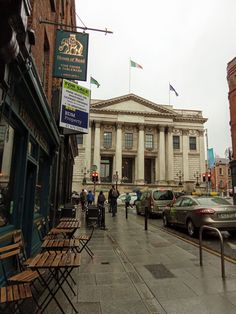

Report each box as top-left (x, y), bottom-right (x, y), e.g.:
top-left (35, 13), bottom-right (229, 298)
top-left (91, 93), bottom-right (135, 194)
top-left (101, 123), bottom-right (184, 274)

top-left (187, 219), bottom-right (197, 237)
top-left (163, 214), bottom-right (169, 227)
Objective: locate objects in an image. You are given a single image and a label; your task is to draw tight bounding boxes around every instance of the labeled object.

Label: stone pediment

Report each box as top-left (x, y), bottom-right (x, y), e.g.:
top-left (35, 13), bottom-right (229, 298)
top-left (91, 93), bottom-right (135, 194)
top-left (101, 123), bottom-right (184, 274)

top-left (91, 93), bottom-right (178, 117)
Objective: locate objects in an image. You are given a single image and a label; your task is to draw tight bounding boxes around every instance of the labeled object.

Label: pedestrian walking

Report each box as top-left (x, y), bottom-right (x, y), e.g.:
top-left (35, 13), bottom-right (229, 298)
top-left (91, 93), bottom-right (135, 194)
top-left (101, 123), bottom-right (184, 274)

top-left (80, 189), bottom-right (87, 211)
top-left (97, 191), bottom-right (106, 228)
top-left (125, 192), bottom-right (132, 211)
top-left (108, 185), bottom-right (120, 217)
top-left (87, 190), bottom-right (94, 205)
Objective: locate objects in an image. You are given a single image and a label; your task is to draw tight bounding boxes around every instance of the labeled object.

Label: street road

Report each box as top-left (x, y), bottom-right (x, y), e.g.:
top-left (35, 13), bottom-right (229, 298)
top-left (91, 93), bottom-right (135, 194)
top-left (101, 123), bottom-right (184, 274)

top-left (128, 209), bottom-right (236, 261)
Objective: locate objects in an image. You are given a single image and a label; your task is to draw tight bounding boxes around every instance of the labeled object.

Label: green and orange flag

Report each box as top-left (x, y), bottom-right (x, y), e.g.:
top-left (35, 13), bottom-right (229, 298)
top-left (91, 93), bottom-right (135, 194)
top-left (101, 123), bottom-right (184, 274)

top-left (130, 60), bottom-right (143, 69)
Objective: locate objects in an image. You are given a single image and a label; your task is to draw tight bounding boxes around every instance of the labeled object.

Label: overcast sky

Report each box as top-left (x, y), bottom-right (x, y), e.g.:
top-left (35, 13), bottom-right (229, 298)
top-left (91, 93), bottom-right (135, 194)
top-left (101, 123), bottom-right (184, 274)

top-left (75, 0), bottom-right (236, 157)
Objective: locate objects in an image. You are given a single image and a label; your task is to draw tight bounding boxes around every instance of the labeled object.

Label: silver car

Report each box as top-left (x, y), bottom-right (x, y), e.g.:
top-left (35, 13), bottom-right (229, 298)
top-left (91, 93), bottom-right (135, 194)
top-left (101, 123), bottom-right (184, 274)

top-left (162, 195), bottom-right (236, 237)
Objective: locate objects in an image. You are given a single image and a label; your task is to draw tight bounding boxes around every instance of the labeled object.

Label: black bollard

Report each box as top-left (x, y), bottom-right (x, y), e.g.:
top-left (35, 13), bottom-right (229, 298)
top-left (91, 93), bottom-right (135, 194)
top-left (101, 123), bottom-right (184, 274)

top-left (125, 203), bottom-right (128, 219)
top-left (145, 206), bottom-right (148, 230)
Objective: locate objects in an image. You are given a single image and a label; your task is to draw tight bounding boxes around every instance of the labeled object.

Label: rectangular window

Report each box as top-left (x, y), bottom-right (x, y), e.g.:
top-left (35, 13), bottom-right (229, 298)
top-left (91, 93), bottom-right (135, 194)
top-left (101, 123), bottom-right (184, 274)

top-left (189, 137), bottom-right (196, 150)
top-left (125, 133), bottom-right (133, 149)
top-left (219, 168), bottom-right (223, 175)
top-left (76, 134), bottom-right (83, 145)
top-left (103, 132), bottom-right (112, 148)
top-left (173, 135), bottom-right (180, 149)
top-left (145, 134), bottom-right (153, 149)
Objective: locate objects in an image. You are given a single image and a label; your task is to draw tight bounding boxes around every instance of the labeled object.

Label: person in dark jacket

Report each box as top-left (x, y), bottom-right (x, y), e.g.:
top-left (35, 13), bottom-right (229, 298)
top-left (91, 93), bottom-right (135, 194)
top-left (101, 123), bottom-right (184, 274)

top-left (108, 185), bottom-right (120, 217)
top-left (97, 191), bottom-right (106, 228)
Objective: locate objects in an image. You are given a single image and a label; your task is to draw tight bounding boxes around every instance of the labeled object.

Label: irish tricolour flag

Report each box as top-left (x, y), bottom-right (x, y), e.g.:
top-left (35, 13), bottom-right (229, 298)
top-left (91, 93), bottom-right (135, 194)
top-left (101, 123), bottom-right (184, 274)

top-left (130, 60), bottom-right (143, 69)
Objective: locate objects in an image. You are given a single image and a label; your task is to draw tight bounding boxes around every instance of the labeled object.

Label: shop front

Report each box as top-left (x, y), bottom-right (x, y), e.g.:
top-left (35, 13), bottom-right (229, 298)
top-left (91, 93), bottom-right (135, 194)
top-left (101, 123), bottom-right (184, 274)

top-left (0, 55), bottom-right (60, 257)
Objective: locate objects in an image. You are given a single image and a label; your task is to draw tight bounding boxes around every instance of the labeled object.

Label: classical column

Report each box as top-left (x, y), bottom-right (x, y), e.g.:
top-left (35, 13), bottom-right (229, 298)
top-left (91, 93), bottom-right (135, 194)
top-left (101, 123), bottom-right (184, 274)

top-left (182, 129), bottom-right (189, 181)
top-left (115, 123), bottom-right (122, 181)
top-left (199, 130), bottom-right (205, 177)
top-left (84, 123), bottom-right (92, 172)
top-left (167, 127), bottom-right (174, 182)
top-left (93, 122), bottom-right (101, 174)
top-left (158, 126), bottom-right (166, 182)
top-left (137, 124), bottom-right (144, 183)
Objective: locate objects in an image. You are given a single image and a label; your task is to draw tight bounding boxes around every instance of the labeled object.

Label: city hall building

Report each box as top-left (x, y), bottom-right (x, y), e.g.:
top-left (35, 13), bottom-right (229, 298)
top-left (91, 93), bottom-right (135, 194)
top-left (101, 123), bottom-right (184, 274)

top-left (72, 94), bottom-right (207, 193)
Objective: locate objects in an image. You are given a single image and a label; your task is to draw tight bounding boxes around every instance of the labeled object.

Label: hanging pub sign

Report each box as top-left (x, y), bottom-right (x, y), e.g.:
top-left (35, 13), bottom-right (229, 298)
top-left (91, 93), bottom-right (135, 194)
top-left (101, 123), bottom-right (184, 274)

top-left (59, 79), bottom-right (90, 134)
top-left (53, 30), bottom-right (89, 81)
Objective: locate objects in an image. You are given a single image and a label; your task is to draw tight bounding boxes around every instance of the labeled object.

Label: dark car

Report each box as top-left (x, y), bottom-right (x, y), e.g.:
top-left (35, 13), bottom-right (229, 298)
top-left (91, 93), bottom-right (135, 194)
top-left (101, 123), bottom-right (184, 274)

top-left (162, 195), bottom-right (236, 237)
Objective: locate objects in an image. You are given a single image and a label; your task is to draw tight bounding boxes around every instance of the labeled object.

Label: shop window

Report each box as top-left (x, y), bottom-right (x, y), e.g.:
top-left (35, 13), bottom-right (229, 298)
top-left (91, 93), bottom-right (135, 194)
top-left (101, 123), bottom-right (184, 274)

top-left (103, 132), bottom-right (112, 148)
top-left (125, 133), bottom-right (133, 149)
top-left (173, 135), bottom-right (180, 149)
top-left (189, 136), bottom-right (196, 150)
top-left (0, 121), bottom-right (15, 227)
top-left (145, 134), bottom-right (153, 149)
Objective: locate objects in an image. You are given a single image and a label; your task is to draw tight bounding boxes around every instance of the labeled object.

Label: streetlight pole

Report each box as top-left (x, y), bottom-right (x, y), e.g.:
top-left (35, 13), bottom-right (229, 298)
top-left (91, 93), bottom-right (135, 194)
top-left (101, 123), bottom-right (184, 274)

top-left (194, 171), bottom-right (200, 187)
top-left (177, 170), bottom-right (183, 186)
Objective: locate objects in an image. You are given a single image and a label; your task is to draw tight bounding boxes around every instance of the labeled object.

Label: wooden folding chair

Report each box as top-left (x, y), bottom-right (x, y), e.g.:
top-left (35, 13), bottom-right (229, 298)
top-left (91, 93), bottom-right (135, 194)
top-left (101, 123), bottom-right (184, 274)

top-left (0, 242), bottom-right (40, 310)
top-left (0, 283), bottom-right (32, 314)
top-left (76, 225), bottom-right (95, 258)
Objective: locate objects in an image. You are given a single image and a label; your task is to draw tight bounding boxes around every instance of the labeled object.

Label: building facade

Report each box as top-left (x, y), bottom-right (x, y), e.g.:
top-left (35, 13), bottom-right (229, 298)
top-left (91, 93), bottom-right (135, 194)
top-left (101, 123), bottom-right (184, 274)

top-left (0, 0), bottom-right (78, 257)
top-left (227, 57), bottom-right (236, 203)
top-left (73, 94), bottom-right (207, 194)
top-left (209, 158), bottom-right (232, 196)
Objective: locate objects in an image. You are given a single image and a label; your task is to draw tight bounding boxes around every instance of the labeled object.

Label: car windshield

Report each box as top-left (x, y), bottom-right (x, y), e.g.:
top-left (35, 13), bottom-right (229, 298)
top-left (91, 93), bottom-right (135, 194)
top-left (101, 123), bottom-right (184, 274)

top-left (196, 197), bottom-right (232, 206)
top-left (153, 190), bottom-right (173, 200)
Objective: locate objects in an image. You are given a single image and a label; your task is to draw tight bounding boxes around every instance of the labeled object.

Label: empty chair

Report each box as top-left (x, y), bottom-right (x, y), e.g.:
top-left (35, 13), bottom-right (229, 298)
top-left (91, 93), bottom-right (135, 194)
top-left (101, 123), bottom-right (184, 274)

top-left (0, 283), bottom-right (32, 314)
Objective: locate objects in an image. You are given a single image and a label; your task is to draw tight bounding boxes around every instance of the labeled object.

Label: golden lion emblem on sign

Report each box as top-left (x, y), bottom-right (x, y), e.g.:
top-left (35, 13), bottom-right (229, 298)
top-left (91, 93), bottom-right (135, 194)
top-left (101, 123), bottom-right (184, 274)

top-left (58, 34), bottom-right (83, 56)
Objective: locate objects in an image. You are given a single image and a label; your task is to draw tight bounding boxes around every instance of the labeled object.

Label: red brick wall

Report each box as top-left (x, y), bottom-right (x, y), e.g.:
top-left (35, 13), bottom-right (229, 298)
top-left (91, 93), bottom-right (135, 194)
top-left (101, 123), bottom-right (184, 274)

top-left (227, 58), bottom-right (236, 160)
top-left (27, 0), bottom-right (76, 106)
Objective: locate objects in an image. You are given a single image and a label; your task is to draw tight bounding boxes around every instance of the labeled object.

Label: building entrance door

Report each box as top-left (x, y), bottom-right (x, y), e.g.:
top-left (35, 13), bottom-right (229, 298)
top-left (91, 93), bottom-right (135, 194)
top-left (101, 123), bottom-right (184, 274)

top-left (145, 158), bottom-right (155, 183)
top-left (122, 158), bottom-right (133, 183)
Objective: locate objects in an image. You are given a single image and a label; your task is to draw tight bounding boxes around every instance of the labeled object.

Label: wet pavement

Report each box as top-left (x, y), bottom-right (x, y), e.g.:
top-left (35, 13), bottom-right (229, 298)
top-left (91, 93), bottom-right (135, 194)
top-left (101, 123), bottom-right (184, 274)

top-left (25, 206), bottom-right (236, 313)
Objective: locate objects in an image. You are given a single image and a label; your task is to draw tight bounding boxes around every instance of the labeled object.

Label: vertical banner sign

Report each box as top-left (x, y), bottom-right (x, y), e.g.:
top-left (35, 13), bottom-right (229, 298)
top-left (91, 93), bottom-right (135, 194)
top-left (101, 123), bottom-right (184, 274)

top-left (60, 79), bottom-right (90, 133)
top-left (53, 30), bottom-right (89, 81)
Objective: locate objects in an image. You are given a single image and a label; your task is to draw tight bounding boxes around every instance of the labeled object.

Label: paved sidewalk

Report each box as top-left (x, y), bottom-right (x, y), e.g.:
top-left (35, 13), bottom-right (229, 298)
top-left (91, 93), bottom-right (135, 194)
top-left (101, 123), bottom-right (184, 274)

top-left (46, 207), bottom-right (236, 314)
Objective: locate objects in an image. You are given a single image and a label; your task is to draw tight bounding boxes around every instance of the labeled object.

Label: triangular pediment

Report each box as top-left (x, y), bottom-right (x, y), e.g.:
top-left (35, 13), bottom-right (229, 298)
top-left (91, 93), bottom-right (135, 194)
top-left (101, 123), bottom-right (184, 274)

top-left (91, 93), bottom-right (178, 116)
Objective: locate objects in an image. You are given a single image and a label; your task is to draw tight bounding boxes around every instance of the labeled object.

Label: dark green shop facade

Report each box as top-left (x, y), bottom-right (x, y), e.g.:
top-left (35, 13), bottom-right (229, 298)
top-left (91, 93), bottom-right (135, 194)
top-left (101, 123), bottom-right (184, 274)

top-left (0, 54), bottom-right (62, 258)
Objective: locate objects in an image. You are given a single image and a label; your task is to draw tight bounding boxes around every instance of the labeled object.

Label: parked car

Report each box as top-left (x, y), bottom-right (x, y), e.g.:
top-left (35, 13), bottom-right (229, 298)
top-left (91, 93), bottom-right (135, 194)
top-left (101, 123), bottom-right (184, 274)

top-left (162, 195), bottom-right (236, 237)
top-left (135, 189), bottom-right (175, 216)
top-left (117, 193), bottom-right (137, 206)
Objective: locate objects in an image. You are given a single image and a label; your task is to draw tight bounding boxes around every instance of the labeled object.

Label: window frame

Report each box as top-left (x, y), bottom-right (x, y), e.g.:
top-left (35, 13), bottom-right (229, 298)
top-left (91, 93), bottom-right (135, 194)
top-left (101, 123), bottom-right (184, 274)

top-left (103, 132), bottom-right (112, 148)
top-left (124, 133), bottom-right (133, 149)
top-left (145, 134), bottom-right (153, 149)
top-left (189, 136), bottom-right (197, 151)
top-left (173, 135), bottom-right (180, 150)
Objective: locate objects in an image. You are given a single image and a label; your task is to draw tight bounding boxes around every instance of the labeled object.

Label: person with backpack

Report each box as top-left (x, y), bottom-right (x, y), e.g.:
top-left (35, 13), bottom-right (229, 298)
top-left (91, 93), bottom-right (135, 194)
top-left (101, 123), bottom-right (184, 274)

top-left (108, 185), bottom-right (120, 217)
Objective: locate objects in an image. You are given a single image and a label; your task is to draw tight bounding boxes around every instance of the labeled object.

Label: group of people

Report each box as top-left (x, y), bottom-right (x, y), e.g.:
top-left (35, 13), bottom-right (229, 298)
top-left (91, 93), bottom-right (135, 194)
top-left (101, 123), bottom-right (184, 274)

top-left (72, 185), bottom-right (135, 217)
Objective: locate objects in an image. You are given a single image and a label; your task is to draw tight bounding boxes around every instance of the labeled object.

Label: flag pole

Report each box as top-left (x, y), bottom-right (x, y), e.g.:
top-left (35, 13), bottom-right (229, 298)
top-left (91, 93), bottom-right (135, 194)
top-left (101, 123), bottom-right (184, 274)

top-left (168, 82), bottom-right (170, 105)
top-left (129, 58), bottom-right (131, 93)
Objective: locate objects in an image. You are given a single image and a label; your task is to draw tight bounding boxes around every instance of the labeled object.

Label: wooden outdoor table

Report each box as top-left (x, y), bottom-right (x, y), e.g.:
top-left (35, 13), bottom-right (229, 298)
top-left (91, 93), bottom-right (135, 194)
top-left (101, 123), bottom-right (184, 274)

top-left (41, 238), bottom-right (80, 253)
top-left (28, 251), bottom-right (81, 313)
top-left (59, 217), bottom-right (79, 222)
top-left (56, 221), bottom-right (81, 229)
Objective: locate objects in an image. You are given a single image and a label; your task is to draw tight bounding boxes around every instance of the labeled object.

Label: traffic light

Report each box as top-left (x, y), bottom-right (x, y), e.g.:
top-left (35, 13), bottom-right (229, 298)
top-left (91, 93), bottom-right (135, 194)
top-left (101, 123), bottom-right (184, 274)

top-left (92, 171), bottom-right (99, 182)
top-left (202, 173), bottom-right (206, 182)
top-left (207, 173), bottom-right (211, 182)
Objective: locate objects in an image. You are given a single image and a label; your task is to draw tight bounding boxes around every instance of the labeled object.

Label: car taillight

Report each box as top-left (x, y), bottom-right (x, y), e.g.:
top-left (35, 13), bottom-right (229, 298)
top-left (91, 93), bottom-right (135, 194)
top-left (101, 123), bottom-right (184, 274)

top-left (196, 208), bottom-right (215, 215)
